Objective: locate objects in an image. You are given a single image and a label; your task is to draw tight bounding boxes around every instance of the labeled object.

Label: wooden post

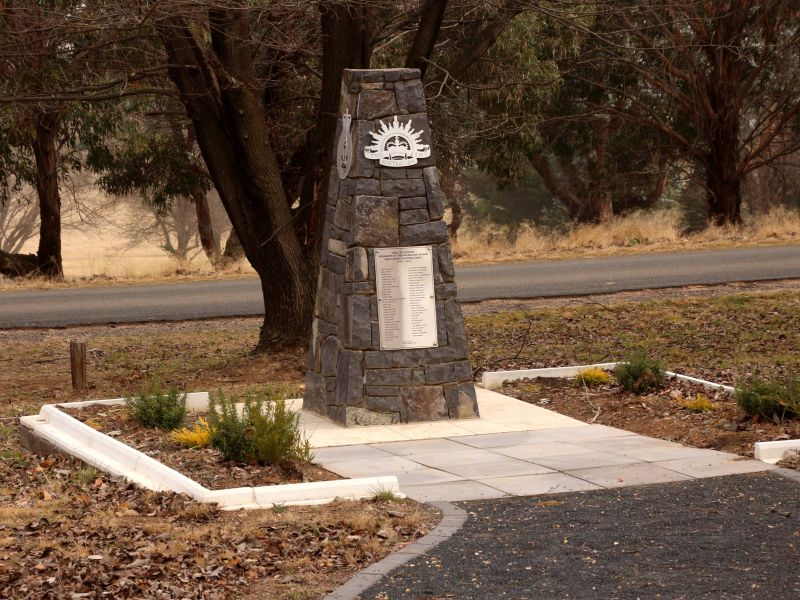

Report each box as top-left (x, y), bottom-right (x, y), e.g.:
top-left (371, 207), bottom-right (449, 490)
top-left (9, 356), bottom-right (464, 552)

top-left (70, 340), bottom-right (87, 391)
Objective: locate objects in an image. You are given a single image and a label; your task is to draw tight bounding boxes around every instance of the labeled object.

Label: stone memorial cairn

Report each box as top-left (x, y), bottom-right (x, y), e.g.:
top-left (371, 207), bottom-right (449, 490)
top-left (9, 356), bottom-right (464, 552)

top-left (304, 68), bottom-right (479, 426)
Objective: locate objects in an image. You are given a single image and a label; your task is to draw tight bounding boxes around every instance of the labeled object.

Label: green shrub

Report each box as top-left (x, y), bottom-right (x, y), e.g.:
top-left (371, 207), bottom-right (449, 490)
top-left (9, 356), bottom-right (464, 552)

top-left (207, 388), bottom-right (313, 466)
top-left (125, 380), bottom-right (187, 430)
top-left (735, 378), bottom-right (800, 421)
top-left (615, 352), bottom-right (667, 394)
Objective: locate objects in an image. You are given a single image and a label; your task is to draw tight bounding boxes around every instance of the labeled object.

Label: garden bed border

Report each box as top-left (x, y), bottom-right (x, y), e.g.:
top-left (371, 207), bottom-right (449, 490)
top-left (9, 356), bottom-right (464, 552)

top-left (19, 392), bottom-right (401, 510)
top-left (480, 362), bottom-right (800, 466)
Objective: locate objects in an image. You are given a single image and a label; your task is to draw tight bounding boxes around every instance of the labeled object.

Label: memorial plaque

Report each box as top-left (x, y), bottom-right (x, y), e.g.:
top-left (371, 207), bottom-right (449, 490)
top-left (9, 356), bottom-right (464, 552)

top-left (375, 246), bottom-right (437, 350)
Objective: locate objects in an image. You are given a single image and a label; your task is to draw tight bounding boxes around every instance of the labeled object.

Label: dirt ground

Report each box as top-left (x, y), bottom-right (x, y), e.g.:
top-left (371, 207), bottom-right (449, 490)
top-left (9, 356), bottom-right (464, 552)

top-left (60, 403), bottom-right (339, 490)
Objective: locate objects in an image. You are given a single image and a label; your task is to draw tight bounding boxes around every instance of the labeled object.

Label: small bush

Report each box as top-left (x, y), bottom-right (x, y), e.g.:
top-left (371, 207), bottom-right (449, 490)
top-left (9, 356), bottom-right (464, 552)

top-left (615, 352), bottom-right (667, 394)
top-left (125, 381), bottom-right (187, 430)
top-left (171, 417), bottom-right (212, 448)
top-left (735, 378), bottom-right (800, 422)
top-left (575, 367), bottom-right (613, 387)
top-left (680, 394), bottom-right (715, 413)
top-left (207, 388), bottom-right (313, 466)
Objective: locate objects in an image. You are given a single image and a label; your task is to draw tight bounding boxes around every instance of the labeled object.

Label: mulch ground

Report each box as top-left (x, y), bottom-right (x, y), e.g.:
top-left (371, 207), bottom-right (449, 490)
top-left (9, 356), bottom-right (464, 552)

top-left (60, 403), bottom-right (339, 490)
top-left (0, 452), bottom-right (438, 600)
top-left (363, 472), bottom-right (800, 600)
top-left (501, 377), bottom-right (800, 461)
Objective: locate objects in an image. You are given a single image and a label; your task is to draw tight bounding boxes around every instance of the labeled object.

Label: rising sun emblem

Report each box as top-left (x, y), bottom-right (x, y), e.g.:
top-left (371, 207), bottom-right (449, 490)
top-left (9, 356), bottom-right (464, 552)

top-left (364, 115), bottom-right (431, 167)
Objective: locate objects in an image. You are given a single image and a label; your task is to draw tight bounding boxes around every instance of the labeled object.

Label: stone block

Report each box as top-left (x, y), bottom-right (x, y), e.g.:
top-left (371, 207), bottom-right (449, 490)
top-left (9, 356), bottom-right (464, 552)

top-left (352, 178), bottom-right (381, 195)
top-left (303, 371), bottom-right (326, 414)
top-left (423, 167), bottom-right (446, 219)
top-left (346, 69), bottom-right (385, 84)
top-left (400, 196), bottom-right (428, 210)
top-left (405, 168), bottom-right (423, 179)
top-left (366, 368), bottom-right (413, 385)
top-left (352, 121), bottom-right (376, 178)
top-left (400, 208), bottom-right (430, 225)
top-left (435, 281), bottom-right (458, 299)
top-left (372, 321), bottom-right (380, 348)
top-left (343, 406), bottom-right (399, 426)
top-left (444, 383), bottom-right (480, 419)
top-left (327, 253), bottom-right (345, 275)
top-left (397, 68), bottom-right (421, 80)
top-left (400, 386), bottom-right (448, 422)
top-left (436, 302), bottom-right (448, 347)
top-left (395, 79), bottom-right (427, 114)
top-left (423, 346), bottom-right (464, 363)
top-left (445, 299), bottom-right (469, 356)
top-left (400, 220), bottom-right (448, 245)
top-left (317, 318), bottom-right (338, 335)
top-left (357, 90), bottom-right (398, 120)
top-left (366, 386), bottom-right (399, 397)
top-left (365, 351), bottom-right (392, 369)
top-left (425, 360), bottom-right (472, 385)
top-left (412, 368), bottom-right (425, 384)
top-left (352, 196), bottom-right (399, 246)
top-left (344, 295), bottom-right (372, 350)
top-left (370, 297), bottom-right (378, 319)
top-left (314, 268), bottom-right (339, 324)
top-left (335, 350), bottom-right (363, 406)
top-left (347, 247), bottom-right (369, 282)
top-left (328, 238), bottom-right (347, 257)
top-left (333, 196), bottom-right (351, 231)
top-left (365, 396), bottom-right (401, 413)
top-left (319, 336), bottom-right (339, 377)
top-left (379, 168), bottom-right (407, 179)
top-left (381, 178), bottom-right (426, 198)
top-left (391, 350), bottom-right (426, 368)
top-left (438, 244), bottom-right (455, 280)
top-left (343, 281), bottom-right (375, 294)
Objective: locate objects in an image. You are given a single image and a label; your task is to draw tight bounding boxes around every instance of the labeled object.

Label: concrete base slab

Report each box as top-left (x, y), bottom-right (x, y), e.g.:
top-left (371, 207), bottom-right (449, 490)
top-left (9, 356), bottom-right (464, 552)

top-left (403, 480), bottom-right (507, 502)
top-left (656, 455), bottom-right (776, 478)
top-left (566, 463), bottom-right (694, 488)
top-left (479, 472), bottom-right (600, 495)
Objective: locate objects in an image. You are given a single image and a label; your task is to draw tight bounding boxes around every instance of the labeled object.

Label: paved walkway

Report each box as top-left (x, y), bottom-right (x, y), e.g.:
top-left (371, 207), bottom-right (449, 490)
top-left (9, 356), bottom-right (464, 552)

top-left (303, 388), bottom-right (776, 502)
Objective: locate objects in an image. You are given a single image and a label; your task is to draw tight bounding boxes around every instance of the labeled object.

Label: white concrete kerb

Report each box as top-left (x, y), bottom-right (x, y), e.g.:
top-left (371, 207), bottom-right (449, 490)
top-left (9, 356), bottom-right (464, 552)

top-left (481, 362), bottom-right (798, 466)
top-left (20, 393), bottom-right (401, 510)
top-left (481, 362), bottom-right (735, 394)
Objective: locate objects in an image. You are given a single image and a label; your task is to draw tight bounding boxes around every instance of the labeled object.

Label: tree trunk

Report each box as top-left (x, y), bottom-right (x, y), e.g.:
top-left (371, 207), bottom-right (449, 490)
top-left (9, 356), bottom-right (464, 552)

top-left (221, 229), bottom-right (244, 264)
top-left (191, 188), bottom-right (221, 267)
top-left (406, 0), bottom-right (448, 77)
top-left (705, 120), bottom-right (742, 225)
top-left (32, 110), bottom-right (63, 279)
top-left (159, 15), bottom-right (314, 350)
top-left (297, 2), bottom-right (371, 252)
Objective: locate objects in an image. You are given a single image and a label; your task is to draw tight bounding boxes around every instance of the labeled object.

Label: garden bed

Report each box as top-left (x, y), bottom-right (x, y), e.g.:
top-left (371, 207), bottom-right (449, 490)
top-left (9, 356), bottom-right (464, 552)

top-left (59, 403), bottom-right (340, 490)
top-left (500, 376), bottom-right (800, 461)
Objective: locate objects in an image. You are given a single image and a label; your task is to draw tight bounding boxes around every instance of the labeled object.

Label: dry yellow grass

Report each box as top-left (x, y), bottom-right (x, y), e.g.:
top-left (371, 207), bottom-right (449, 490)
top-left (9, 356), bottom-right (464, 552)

top-left (452, 207), bottom-right (800, 264)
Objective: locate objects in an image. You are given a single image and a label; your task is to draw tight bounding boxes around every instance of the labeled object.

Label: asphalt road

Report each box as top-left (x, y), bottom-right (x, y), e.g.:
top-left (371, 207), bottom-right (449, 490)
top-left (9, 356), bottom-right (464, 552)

top-left (1, 245), bottom-right (799, 328)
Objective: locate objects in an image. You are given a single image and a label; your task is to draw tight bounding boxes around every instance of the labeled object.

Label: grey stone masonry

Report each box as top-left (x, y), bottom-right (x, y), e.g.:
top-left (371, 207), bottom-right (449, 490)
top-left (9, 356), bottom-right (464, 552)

top-left (304, 68), bottom-right (479, 426)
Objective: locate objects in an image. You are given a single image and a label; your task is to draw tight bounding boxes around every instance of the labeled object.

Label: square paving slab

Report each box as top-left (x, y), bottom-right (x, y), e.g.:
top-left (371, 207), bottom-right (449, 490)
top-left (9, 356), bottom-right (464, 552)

top-left (305, 387), bottom-right (778, 502)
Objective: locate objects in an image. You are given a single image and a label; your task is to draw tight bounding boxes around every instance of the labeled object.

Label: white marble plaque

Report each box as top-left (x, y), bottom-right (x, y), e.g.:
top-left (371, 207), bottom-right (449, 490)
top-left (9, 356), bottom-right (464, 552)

top-left (375, 246), bottom-right (438, 350)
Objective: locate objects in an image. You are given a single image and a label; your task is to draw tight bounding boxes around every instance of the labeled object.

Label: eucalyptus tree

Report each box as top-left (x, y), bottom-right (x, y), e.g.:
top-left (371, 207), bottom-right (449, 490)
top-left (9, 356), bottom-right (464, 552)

top-left (564, 0), bottom-right (800, 225)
